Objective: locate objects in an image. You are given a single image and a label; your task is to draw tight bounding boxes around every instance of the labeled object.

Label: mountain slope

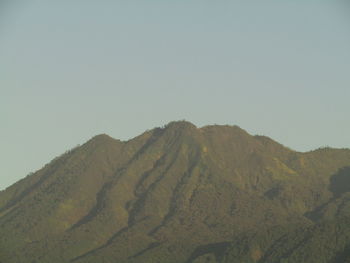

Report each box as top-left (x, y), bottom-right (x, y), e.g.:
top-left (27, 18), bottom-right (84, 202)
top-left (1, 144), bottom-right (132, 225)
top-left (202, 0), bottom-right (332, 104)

top-left (1, 121), bottom-right (350, 263)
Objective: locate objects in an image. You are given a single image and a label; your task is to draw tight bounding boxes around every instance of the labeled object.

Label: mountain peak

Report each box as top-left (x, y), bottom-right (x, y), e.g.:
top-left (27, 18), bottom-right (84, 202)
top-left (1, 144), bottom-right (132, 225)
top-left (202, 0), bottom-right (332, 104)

top-left (87, 133), bottom-right (119, 144)
top-left (90, 133), bottom-right (114, 140)
top-left (164, 120), bottom-right (197, 130)
top-left (2, 123), bottom-right (350, 263)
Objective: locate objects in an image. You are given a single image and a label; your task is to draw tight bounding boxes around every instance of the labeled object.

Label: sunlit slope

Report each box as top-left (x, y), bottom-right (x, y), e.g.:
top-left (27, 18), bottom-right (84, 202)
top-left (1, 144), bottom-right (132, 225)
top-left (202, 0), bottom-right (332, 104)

top-left (1, 121), bottom-right (350, 263)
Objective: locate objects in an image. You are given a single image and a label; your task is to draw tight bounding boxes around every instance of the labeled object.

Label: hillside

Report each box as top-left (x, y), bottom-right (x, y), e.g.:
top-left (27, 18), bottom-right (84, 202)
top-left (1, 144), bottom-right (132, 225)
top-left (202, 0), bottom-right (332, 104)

top-left (1, 121), bottom-right (350, 263)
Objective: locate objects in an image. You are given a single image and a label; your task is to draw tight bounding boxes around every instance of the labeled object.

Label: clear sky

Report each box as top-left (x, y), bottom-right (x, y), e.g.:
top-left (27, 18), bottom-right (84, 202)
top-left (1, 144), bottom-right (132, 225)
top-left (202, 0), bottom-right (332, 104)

top-left (1, 1), bottom-right (350, 190)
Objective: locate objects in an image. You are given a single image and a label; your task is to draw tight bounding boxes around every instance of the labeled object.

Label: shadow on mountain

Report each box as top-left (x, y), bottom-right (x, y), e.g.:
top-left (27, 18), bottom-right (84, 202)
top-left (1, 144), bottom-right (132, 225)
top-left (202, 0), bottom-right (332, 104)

top-left (305, 166), bottom-right (350, 221)
top-left (331, 245), bottom-right (350, 263)
top-left (185, 242), bottom-right (230, 263)
top-left (329, 167), bottom-right (350, 198)
top-left (129, 242), bottom-right (161, 259)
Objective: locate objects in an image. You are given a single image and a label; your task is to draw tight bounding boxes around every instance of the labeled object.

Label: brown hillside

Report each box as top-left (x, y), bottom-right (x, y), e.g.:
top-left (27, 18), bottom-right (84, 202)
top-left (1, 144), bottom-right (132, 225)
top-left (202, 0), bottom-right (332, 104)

top-left (1, 121), bottom-right (350, 263)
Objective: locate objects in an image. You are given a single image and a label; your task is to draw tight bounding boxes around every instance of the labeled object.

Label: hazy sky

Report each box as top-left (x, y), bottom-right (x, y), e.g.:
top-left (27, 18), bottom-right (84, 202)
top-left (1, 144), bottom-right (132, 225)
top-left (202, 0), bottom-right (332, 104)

top-left (1, 1), bottom-right (350, 190)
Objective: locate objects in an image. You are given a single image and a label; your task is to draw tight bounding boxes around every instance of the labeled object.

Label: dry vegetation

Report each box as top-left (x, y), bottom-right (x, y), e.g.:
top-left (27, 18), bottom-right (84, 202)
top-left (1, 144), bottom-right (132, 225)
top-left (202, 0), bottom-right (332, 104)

top-left (1, 121), bottom-right (350, 263)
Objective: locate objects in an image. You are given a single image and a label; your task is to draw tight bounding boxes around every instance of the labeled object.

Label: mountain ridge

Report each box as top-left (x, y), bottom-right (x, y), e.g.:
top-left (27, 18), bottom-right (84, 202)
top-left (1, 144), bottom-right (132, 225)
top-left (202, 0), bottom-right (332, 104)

top-left (1, 121), bottom-right (350, 263)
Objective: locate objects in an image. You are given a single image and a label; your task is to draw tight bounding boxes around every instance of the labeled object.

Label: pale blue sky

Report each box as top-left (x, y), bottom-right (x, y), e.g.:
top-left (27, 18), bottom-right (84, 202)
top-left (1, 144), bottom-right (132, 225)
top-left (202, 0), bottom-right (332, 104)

top-left (1, 1), bottom-right (350, 190)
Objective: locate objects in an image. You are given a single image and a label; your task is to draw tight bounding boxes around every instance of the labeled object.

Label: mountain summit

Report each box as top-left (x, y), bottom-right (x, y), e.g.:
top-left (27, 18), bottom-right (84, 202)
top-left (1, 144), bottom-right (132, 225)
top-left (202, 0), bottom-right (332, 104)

top-left (1, 121), bottom-right (350, 263)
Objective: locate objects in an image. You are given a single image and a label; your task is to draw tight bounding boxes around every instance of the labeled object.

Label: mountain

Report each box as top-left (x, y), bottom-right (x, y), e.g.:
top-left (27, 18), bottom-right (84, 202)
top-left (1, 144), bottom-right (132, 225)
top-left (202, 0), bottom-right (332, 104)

top-left (1, 121), bottom-right (350, 263)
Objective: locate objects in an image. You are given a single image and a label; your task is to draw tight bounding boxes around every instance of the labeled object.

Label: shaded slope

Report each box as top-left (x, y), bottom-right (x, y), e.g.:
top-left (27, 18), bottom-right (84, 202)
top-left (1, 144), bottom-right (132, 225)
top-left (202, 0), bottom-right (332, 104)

top-left (1, 121), bottom-right (350, 263)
